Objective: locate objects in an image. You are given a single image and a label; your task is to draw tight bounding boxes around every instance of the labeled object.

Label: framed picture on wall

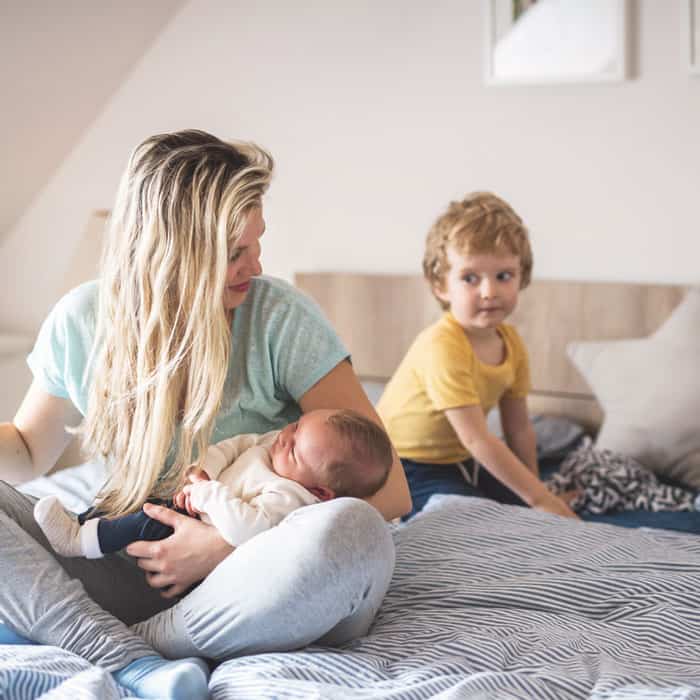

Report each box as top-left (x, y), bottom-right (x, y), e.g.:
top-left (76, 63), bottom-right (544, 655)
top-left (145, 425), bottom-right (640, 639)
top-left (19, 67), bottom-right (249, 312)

top-left (683, 0), bottom-right (700, 74)
top-left (483, 0), bottom-right (629, 85)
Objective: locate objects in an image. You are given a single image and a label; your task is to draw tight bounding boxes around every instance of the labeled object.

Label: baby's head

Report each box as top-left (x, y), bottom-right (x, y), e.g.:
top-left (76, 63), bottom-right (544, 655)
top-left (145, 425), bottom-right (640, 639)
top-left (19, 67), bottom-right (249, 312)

top-left (423, 192), bottom-right (533, 311)
top-left (270, 409), bottom-right (392, 501)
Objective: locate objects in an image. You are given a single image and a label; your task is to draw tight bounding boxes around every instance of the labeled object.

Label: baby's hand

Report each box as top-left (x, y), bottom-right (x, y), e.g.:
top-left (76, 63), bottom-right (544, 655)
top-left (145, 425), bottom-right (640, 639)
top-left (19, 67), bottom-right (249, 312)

top-left (173, 468), bottom-right (211, 515)
top-left (173, 483), bottom-right (202, 517)
top-left (185, 466), bottom-right (211, 483)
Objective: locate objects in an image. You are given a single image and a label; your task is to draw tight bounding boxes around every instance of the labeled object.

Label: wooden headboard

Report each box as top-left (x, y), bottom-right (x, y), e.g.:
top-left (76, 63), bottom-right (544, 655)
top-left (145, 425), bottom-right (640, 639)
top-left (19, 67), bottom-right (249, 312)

top-left (295, 273), bottom-right (687, 431)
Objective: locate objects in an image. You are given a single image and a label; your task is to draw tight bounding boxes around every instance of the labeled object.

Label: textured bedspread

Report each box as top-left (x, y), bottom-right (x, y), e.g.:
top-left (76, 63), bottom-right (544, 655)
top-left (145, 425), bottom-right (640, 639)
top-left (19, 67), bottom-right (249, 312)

top-left (212, 496), bottom-right (700, 699)
top-left (2, 495), bottom-right (699, 698)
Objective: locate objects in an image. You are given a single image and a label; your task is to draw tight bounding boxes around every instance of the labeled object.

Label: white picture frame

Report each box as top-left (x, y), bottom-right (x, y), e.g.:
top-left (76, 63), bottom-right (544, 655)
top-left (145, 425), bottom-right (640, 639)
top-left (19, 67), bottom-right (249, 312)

top-left (483, 0), bottom-right (629, 86)
top-left (683, 0), bottom-right (700, 75)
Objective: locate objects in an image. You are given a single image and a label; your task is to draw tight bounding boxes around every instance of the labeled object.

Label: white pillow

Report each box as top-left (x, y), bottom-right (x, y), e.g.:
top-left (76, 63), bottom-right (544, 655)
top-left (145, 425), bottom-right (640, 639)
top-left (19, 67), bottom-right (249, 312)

top-left (567, 288), bottom-right (700, 488)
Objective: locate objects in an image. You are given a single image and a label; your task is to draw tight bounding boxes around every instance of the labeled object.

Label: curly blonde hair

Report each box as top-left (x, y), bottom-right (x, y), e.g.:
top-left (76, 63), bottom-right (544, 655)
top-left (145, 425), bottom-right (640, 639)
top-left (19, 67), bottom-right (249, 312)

top-left (80, 130), bottom-right (274, 518)
top-left (423, 192), bottom-right (533, 310)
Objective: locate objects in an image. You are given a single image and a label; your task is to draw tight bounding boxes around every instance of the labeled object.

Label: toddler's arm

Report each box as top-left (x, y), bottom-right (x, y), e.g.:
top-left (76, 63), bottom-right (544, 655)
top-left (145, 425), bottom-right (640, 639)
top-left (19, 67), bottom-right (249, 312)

top-left (180, 479), bottom-right (317, 546)
top-left (445, 404), bottom-right (577, 519)
top-left (498, 395), bottom-right (538, 477)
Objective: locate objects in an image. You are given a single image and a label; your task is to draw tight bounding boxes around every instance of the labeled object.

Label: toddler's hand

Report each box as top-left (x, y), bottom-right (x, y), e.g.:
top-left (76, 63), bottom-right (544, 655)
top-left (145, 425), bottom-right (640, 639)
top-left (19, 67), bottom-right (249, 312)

top-left (533, 491), bottom-right (579, 519)
top-left (559, 489), bottom-right (581, 507)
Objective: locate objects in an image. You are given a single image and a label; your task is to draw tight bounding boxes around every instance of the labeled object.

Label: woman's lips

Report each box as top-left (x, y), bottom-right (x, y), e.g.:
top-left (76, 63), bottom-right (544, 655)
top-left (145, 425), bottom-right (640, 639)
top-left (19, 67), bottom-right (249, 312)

top-left (230, 281), bottom-right (250, 293)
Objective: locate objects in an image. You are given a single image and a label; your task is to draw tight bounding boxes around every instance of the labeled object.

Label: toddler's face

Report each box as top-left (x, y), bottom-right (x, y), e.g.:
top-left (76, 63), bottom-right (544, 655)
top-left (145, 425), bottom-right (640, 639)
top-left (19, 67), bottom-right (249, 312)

top-left (269, 409), bottom-right (340, 489)
top-left (434, 246), bottom-right (521, 334)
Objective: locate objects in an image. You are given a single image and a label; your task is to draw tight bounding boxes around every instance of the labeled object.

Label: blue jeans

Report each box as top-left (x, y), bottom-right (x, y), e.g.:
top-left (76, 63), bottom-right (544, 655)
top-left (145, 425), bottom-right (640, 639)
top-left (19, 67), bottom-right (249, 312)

top-left (402, 458), bottom-right (527, 519)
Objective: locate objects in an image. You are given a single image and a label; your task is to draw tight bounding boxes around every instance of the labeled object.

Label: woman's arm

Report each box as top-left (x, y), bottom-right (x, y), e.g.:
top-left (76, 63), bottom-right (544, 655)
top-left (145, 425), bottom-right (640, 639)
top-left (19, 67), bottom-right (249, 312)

top-left (445, 404), bottom-right (577, 518)
top-left (0, 380), bottom-right (81, 484)
top-left (298, 359), bottom-right (412, 521)
top-left (499, 395), bottom-right (539, 477)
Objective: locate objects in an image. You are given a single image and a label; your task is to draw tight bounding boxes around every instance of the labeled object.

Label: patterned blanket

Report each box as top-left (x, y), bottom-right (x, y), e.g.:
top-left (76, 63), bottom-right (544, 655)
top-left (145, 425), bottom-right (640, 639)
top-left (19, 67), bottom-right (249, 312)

top-left (547, 438), bottom-right (698, 514)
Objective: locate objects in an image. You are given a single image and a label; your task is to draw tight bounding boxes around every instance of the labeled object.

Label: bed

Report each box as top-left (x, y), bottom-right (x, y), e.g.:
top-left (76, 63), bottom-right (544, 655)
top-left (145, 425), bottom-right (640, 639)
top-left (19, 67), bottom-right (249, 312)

top-left (2, 273), bottom-right (700, 698)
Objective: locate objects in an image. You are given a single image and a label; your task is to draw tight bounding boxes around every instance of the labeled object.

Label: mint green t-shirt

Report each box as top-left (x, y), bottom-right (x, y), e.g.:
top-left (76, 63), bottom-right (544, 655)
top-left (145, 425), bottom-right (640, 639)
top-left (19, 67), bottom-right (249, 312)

top-left (27, 275), bottom-right (349, 456)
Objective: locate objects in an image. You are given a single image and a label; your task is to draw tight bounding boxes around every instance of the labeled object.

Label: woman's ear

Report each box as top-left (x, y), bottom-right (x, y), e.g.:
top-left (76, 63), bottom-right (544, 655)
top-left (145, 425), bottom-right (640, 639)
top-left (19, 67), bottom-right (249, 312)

top-left (308, 485), bottom-right (335, 501)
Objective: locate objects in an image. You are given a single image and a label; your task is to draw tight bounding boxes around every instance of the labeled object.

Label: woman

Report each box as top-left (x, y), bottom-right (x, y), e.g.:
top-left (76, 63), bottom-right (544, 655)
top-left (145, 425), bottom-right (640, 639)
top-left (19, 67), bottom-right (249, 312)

top-left (0, 130), bottom-right (411, 699)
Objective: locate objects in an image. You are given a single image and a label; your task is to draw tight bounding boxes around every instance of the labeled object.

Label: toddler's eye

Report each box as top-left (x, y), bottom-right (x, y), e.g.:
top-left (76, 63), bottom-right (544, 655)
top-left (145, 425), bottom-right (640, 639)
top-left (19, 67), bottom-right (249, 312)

top-left (497, 271), bottom-right (513, 282)
top-left (463, 274), bottom-right (478, 285)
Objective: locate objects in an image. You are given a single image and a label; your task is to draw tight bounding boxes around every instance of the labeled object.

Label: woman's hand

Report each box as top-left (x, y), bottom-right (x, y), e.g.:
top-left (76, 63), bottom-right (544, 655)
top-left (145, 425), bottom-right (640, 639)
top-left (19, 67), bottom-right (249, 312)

top-left (126, 503), bottom-right (233, 598)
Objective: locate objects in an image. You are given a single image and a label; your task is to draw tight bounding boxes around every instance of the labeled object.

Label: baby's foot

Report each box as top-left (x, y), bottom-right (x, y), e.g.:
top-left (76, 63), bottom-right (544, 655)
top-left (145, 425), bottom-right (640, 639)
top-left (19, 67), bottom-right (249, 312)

top-left (34, 496), bottom-right (84, 557)
top-left (112, 655), bottom-right (210, 700)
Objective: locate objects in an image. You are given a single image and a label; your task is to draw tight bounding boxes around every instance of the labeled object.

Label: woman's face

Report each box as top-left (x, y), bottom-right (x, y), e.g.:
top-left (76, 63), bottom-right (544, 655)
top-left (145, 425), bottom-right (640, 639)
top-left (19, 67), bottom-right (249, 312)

top-left (223, 207), bottom-right (266, 313)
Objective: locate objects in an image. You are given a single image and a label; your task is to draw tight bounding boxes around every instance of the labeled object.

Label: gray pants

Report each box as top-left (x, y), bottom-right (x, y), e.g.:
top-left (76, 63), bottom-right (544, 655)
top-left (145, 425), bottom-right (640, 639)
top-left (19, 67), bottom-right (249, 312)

top-left (0, 482), bottom-right (395, 669)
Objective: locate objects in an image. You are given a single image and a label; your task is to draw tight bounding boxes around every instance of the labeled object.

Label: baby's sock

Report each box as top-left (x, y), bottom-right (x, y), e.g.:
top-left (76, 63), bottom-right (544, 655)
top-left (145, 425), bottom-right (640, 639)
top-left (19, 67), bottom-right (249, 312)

top-left (0, 622), bottom-right (37, 645)
top-left (34, 496), bottom-right (95, 558)
top-left (112, 655), bottom-right (210, 700)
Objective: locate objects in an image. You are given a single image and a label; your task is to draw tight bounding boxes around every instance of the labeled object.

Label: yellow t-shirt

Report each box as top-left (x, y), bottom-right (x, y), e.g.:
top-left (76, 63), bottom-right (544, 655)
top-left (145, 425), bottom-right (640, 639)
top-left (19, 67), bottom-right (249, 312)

top-left (377, 312), bottom-right (531, 464)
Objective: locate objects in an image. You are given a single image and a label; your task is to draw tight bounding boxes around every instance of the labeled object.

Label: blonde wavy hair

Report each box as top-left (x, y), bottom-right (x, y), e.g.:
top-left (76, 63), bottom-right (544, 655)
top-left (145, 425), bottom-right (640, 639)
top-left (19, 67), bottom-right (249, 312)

top-left (423, 191), bottom-right (533, 310)
top-left (81, 130), bottom-right (273, 518)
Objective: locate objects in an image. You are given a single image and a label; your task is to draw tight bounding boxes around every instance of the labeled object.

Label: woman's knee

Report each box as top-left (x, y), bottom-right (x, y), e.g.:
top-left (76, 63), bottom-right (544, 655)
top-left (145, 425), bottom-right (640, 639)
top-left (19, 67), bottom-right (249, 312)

top-left (0, 481), bottom-right (38, 529)
top-left (289, 495), bottom-right (383, 529)
top-left (287, 497), bottom-right (394, 564)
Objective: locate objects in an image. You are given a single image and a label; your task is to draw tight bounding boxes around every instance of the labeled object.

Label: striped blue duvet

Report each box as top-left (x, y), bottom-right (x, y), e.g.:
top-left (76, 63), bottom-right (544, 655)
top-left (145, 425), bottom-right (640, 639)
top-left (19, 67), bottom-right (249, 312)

top-left (211, 496), bottom-right (700, 699)
top-left (2, 495), bottom-right (699, 699)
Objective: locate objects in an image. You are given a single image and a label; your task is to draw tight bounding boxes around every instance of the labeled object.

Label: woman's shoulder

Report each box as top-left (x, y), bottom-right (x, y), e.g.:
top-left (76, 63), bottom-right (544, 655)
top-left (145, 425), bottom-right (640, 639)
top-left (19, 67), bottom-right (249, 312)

top-left (246, 275), bottom-right (328, 320)
top-left (43, 280), bottom-right (100, 333)
top-left (249, 275), bottom-right (310, 300)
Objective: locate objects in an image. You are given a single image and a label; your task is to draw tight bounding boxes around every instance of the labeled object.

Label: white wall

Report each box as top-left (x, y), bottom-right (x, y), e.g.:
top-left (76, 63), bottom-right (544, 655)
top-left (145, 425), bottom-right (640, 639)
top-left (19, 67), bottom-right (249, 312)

top-left (0, 0), bottom-right (185, 240)
top-left (1, 0), bottom-right (698, 335)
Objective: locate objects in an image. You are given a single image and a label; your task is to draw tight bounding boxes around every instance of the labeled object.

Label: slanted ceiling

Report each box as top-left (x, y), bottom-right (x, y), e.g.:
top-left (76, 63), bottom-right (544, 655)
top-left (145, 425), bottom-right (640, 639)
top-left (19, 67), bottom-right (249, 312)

top-left (0, 0), bottom-right (185, 240)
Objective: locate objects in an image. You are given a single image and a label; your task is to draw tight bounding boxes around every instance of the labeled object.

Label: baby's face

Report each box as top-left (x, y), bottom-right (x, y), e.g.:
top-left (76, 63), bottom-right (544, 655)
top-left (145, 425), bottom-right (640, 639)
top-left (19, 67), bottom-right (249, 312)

top-left (270, 409), bottom-right (341, 488)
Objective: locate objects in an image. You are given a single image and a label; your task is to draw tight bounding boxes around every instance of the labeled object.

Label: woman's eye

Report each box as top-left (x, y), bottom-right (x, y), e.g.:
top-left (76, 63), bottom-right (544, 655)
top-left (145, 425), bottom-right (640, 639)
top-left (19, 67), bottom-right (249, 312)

top-left (229, 250), bottom-right (242, 263)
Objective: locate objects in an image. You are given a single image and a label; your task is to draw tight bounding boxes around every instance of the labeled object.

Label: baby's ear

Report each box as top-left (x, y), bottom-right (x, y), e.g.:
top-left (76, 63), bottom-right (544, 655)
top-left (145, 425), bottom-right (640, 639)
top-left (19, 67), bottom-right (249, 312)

top-left (308, 485), bottom-right (335, 501)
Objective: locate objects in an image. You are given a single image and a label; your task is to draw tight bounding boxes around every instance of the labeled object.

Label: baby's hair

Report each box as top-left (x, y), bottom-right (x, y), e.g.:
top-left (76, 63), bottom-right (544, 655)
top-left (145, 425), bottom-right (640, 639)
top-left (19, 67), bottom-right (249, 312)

top-left (323, 410), bottom-right (393, 499)
top-left (423, 191), bottom-right (533, 310)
